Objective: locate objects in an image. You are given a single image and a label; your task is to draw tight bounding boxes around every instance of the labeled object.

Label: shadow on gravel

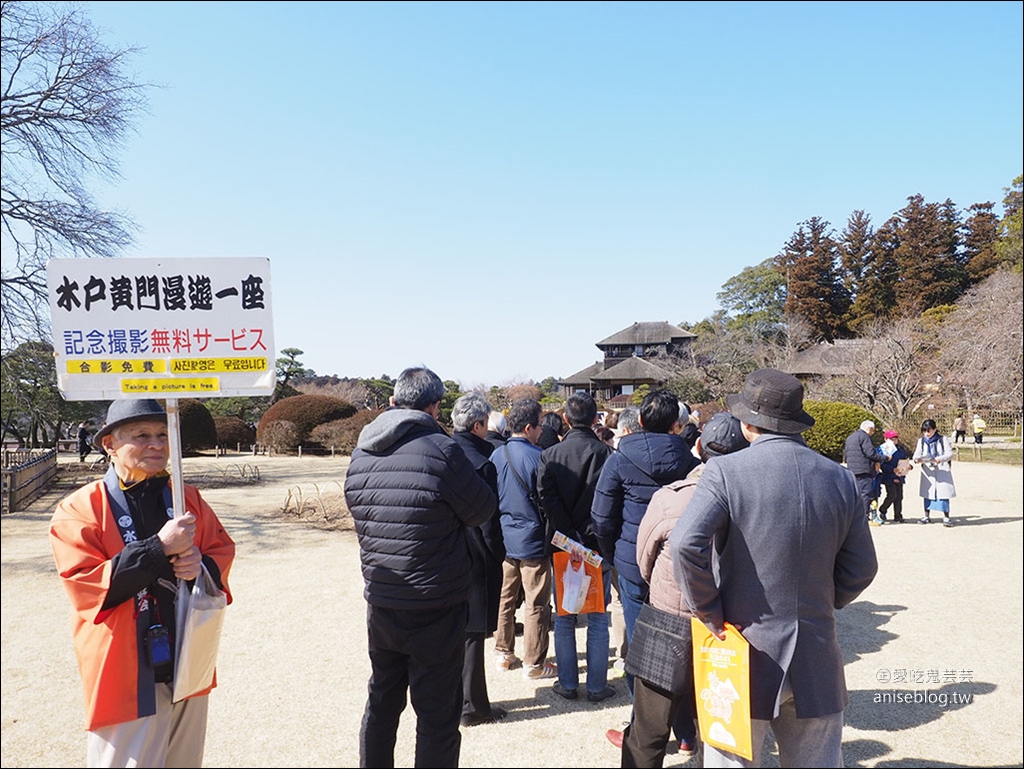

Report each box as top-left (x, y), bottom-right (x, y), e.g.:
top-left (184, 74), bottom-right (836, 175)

top-left (844, 732), bottom-right (1016, 768)
top-left (486, 689), bottom-right (629, 725)
top-left (838, 601), bottom-right (906, 664)
top-left (947, 516), bottom-right (1023, 527)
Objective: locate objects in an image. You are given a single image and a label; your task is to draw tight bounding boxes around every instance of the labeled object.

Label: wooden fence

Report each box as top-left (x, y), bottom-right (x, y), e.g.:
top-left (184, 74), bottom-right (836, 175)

top-left (1, 449), bottom-right (58, 514)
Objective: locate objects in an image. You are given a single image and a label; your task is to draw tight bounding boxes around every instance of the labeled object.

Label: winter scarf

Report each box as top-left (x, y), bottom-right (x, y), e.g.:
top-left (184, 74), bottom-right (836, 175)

top-left (922, 432), bottom-right (944, 459)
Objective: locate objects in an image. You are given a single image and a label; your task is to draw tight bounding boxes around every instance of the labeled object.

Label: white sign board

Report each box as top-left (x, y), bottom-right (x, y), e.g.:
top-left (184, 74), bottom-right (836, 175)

top-left (47, 257), bottom-right (275, 400)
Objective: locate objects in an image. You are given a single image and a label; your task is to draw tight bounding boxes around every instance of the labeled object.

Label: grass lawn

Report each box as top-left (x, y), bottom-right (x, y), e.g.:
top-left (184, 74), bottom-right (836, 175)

top-left (952, 446), bottom-right (1023, 465)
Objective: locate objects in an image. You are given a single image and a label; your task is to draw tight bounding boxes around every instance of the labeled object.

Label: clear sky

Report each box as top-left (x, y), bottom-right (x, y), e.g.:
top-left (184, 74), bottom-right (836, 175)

top-left (83, 1), bottom-right (1024, 389)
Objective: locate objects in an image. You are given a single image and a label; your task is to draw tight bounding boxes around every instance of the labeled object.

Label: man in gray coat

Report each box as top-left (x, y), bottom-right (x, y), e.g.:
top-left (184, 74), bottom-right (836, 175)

top-left (844, 420), bottom-right (886, 525)
top-left (670, 369), bottom-right (878, 768)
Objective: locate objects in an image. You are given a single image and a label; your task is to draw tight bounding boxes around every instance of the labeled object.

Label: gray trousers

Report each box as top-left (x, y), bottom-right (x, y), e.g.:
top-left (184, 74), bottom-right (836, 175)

top-left (86, 684), bottom-right (208, 768)
top-left (703, 695), bottom-right (843, 768)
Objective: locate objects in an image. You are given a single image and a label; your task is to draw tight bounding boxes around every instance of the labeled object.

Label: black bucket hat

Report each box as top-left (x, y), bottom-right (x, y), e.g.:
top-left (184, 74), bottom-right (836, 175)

top-left (93, 399), bottom-right (167, 449)
top-left (727, 368), bottom-right (815, 435)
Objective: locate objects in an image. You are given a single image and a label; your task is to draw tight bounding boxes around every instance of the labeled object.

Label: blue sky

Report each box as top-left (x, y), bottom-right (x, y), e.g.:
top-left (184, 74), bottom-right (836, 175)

top-left (83, 1), bottom-right (1023, 389)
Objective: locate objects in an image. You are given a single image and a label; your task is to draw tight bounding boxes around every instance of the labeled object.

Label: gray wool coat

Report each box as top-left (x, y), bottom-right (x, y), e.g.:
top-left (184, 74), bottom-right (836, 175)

top-left (670, 432), bottom-right (878, 721)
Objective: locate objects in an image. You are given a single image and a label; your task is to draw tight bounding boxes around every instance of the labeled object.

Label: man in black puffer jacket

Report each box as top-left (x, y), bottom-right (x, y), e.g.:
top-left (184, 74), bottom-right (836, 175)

top-left (344, 367), bottom-right (498, 768)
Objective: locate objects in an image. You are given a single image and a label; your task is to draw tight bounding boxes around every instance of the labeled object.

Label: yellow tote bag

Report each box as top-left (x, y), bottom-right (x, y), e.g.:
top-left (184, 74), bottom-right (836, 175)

top-left (691, 619), bottom-right (753, 761)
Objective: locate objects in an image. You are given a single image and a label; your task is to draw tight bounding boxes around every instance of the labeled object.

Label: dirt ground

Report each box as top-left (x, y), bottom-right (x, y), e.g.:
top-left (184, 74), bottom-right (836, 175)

top-left (2, 452), bottom-right (1022, 768)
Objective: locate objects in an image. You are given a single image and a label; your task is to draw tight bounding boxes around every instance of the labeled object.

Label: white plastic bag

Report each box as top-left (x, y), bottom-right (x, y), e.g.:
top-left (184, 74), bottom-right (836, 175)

top-left (172, 563), bottom-right (227, 702)
top-left (560, 560), bottom-right (592, 615)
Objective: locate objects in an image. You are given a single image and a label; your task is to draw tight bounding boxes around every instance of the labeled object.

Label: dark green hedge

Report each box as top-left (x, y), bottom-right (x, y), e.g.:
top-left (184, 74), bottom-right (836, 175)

top-left (803, 399), bottom-right (883, 463)
top-left (179, 399), bottom-right (217, 453)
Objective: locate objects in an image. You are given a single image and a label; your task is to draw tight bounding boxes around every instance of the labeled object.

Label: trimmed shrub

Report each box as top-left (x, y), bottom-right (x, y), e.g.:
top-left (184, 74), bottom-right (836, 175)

top-left (309, 409), bottom-right (382, 455)
top-left (803, 400), bottom-right (883, 462)
top-left (256, 394), bottom-right (357, 451)
top-left (260, 420), bottom-right (301, 453)
top-left (214, 416), bottom-right (256, 448)
top-left (178, 399), bottom-right (217, 453)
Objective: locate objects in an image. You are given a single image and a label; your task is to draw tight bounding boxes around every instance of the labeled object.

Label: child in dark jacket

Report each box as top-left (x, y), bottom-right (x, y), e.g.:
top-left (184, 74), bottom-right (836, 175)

top-left (878, 430), bottom-right (912, 523)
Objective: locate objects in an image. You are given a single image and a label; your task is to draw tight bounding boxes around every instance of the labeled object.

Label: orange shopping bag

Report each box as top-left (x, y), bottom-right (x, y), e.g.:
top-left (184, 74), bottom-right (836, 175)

top-left (552, 551), bottom-right (605, 616)
top-left (691, 619), bottom-right (753, 761)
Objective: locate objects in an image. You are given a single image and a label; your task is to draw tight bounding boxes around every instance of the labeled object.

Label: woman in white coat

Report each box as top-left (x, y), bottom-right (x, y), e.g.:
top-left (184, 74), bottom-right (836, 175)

top-left (912, 418), bottom-right (957, 527)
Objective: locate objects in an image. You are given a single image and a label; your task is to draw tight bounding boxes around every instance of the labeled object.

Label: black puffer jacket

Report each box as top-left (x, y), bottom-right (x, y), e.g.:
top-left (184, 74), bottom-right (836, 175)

top-left (344, 408), bottom-right (498, 610)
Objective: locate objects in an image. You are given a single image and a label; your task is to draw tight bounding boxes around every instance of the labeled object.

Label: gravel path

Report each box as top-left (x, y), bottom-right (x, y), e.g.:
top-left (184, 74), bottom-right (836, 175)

top-left (2, 454), bottom-right (1022, 768)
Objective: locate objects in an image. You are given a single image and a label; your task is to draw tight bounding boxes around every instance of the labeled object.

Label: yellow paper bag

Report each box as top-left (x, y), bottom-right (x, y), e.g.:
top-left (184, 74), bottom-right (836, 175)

top-left (691, 618), bottom-right (753, 761)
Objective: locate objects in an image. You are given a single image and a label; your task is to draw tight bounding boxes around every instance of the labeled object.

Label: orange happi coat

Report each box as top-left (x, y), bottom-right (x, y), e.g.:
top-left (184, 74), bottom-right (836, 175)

top-left (50, 479), bottom-right (235, 730)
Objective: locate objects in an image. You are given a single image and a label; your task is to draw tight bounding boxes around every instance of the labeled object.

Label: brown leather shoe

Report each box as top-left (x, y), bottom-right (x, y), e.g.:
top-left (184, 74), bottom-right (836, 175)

top-left (606, 729), bottom-right (624, 749)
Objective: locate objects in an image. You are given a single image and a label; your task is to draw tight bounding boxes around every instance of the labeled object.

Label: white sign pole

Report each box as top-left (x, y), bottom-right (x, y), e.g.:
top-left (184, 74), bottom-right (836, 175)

top-left (165, 398), bottom-right (186, 519)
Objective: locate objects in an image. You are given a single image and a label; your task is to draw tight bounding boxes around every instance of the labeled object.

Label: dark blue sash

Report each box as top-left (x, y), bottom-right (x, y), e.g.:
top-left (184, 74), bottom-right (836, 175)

top-left (102, 466), bottom-right (175, 716)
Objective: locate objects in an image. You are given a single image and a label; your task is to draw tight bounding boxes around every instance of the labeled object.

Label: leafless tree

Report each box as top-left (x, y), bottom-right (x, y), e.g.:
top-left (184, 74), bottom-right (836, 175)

top-left (295, 378), bottom-right (370, 408)
top-left (851, 318), bottom-right (928, 422)
top-left (799, 319), bottom-right (927, 425)
top-left (504, 383), bottom-right (542, 404)
top-left (1, 0), bottom-right (148, 351)
top-left (936, 268), bottom-right (1024, 414)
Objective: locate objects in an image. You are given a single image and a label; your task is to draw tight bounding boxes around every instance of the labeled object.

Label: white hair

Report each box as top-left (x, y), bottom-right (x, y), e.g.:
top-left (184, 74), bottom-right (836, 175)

top-left (487, 410), bottom-right (507, 433)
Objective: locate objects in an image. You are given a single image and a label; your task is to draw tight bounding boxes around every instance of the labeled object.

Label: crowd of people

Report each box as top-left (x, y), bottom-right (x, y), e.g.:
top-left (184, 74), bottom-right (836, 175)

top-left (49, 371), bottom-right (984, 768)
top-left (342, 366), bottom-right (882, 768)
top-left (843, 415), bottom-right (970, 528)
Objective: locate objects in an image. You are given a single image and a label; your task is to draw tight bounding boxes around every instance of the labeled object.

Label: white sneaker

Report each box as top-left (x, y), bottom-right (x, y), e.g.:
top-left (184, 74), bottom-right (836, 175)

top-left (522, 661), bottom-right (557, 680)
top-left (494, 651), bottom-right (521, 672)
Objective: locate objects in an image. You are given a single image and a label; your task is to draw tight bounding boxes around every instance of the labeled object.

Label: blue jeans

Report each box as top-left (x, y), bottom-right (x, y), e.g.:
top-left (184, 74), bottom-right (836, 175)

top-left (618, 574), bottom-right (650, 697)
top-left (553, 568), bottom-right (612, 693)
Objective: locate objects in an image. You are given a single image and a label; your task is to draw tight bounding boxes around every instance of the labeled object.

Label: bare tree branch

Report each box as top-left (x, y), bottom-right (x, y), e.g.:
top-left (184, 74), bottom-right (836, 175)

top-left (1, 0), bottom-right (149, 351)
top-left (936, 268), bottom-right (1024, 413)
